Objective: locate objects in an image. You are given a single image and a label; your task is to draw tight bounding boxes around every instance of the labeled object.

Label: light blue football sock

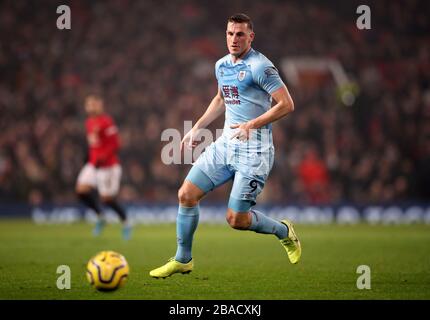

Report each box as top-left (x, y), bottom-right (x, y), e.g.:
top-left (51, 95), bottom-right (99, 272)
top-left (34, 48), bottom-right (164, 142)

top-left (249, 209), bottom-right (289, 240)
top-left (174, 205), bottom-right (200, 263)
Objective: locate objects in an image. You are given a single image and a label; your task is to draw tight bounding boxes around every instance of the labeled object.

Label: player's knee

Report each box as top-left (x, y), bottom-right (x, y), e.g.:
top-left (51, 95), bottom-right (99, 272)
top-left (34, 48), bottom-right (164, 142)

top-left (76, 185), bottom-right (91, 195)
top-left (100, 195), bottom-right (115, 204)
top-left (178, 186), bottom-right (199, 207)
top-left (226, 210), bottom-right (250, 230)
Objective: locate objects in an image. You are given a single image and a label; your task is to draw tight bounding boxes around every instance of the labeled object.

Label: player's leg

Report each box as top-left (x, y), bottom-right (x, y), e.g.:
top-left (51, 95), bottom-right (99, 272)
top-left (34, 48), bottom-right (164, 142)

top-left (97, 165), bottom-right (131, 239)
top-left (226, 172), bottom-right (301, 264)
top-left (76, 185), bottom-right (102, 215)
top-left (76, 164), bottom-right (105, 235)
top-left (149, 167), bottom-right (212, 278)
top-left (100, 194), bottom-right (131, 240)
top-left (150, 140), bottom-right (234, 278)
top-left (226, 208), bottom-right (289, 236)
top-left (226, 204), bottom-right (296, 241)
top-left (100, 194), bottom-right (127, 221)
top-left (175, 168), bottom-right (216, 263)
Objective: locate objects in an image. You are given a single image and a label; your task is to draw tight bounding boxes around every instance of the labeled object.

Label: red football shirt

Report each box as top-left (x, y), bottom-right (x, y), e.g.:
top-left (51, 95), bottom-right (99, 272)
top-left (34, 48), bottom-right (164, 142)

top-left (85, 114), bottom-right (120, 167)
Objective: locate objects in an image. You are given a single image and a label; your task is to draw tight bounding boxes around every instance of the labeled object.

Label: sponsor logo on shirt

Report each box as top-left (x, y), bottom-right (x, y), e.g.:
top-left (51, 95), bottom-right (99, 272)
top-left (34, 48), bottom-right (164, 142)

top-left (264, 67), bottom-right (278, 77)
top-left (222, 85), bottom-right (241, 105)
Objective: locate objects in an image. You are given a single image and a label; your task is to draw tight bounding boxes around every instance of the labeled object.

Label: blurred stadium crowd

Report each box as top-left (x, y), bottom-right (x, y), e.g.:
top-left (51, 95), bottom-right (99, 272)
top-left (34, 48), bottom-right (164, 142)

top-left (0, 0), bottom-right (429, 205)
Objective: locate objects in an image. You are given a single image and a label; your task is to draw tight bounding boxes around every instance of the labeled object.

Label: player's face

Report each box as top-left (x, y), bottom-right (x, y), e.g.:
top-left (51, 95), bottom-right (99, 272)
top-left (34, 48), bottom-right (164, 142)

top-left (85, 97), bottom-right (104, 116)
top-left (226, 22), bottom-right (254, 59)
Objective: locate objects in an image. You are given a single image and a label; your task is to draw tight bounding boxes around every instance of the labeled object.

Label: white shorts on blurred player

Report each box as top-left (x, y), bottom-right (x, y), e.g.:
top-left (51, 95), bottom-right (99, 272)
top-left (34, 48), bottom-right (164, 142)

top-left (76, 163), bottom-right (122, 197)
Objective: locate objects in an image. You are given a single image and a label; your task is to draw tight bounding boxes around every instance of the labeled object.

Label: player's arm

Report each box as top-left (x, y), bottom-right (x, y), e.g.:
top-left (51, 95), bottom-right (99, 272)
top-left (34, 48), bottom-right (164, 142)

top-left (194, 88), bottom-right (225, 129)
top-left (231, 85), bottom-right (294, 141)
top-left (181, 88), bottom-right (224, 149)
top-left (250, 85), bottom-right (294, 128)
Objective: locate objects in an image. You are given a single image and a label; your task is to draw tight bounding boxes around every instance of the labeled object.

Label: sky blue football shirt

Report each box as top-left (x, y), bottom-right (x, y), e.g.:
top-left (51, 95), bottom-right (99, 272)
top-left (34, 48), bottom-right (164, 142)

top-left (215, 48), bottom-right (285, 154)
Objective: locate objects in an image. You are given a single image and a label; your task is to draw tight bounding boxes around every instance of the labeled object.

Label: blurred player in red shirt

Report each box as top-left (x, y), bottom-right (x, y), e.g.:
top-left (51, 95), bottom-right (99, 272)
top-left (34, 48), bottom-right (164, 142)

top-left (75, 94), bottom-right (131, 240)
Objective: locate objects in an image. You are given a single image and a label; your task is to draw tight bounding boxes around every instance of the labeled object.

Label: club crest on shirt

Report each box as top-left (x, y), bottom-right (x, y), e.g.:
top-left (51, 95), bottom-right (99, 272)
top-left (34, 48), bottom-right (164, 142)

top-left (237, 70), bottom-right (246, 81)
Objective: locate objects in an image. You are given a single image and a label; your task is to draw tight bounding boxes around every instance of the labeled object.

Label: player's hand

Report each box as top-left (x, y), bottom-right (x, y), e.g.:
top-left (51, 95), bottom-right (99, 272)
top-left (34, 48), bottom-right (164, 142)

top-left (230, 122), bottom-right (255, 142)
top-left (181, 129), bottom-right (200, 151)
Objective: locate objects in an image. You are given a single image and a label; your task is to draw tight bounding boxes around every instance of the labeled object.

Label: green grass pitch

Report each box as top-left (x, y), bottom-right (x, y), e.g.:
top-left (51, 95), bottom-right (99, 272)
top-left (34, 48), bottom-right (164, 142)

top-left (0, 220), bottom-right (429, 300)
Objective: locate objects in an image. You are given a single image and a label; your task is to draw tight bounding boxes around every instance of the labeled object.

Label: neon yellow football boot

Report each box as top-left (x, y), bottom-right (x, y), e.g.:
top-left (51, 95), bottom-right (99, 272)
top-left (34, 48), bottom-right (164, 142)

top-left (149, 258), bottom-right (193, 279)
top-left (280, 219), bottom-right (302, 264)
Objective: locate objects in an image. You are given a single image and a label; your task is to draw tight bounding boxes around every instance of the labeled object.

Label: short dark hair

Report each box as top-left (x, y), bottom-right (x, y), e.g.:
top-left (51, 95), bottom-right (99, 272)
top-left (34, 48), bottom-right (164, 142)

top-left (85, 93), bottom-right (103, 102)
top-left (227, 13), bottom-right (253, 31)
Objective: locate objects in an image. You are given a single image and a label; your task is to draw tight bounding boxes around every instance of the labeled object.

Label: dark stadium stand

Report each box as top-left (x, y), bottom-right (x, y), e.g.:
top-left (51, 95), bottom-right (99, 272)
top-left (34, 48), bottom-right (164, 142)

top-left (0, 0), bottom-right (429, 208)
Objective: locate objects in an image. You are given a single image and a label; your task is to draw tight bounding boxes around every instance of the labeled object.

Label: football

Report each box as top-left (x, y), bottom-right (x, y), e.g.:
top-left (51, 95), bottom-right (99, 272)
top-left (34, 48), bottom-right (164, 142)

top-left (86, 251), bottom-right (130, 291)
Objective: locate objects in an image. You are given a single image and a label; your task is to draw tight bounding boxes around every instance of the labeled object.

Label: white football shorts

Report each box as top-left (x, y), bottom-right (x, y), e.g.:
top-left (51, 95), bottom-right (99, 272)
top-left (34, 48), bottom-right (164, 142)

top-left (76, 163), bottom-right (122, 197)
